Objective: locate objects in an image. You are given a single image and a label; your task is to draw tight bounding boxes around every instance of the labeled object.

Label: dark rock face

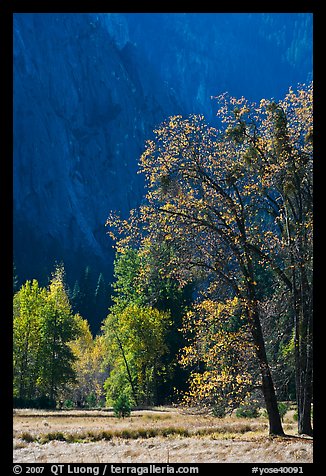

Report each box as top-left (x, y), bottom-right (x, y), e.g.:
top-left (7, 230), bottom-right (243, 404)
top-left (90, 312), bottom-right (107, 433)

top-left (13, 13), bottom-right (312, 295)
top-left (13, 13), bottom-right (181, 286)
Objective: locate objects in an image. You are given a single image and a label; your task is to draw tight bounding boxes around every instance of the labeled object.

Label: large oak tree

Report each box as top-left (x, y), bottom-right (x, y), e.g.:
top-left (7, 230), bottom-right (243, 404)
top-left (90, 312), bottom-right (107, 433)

top-left (107, 83), bottom-right (313, 436)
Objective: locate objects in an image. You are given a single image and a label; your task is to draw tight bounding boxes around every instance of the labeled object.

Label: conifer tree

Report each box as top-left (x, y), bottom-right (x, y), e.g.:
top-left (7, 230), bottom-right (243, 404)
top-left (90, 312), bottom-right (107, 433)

top-left (94, 273), bottom-right (109, 322)
top-left (13, 262), bottom-right (19, 294)
top-left (78, 265), bottom-right (95, 324)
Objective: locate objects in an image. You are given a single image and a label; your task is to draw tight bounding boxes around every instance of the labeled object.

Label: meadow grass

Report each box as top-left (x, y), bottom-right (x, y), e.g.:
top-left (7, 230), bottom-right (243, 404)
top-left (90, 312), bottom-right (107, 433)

top-left (14, 407), bottom-right (299, 446)
top-left (13, 409), bottom-right (312, 464)
top-left (18, 421), bottom-right (270, 444)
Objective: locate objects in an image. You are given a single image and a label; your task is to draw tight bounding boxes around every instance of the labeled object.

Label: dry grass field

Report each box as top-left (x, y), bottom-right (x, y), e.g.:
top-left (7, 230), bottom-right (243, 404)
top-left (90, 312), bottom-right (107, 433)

top-left (13, 408), bottom-right (313, 463)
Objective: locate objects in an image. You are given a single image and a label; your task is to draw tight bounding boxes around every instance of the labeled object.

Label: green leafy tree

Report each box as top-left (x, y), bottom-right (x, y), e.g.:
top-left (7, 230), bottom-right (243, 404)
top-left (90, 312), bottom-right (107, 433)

top-left (111, 248), bottom-right (144, 310)
top-left (109, 246), bottom-right (191, 402)
top-left (13, 266), bottom-right (82, 407)
top-left (102, 303), bottom-right (171, 406)
top-left (36, 266), bottom-right (81, 402)
top-left (13, 280), bottom-right (47, 401)
top-left (66, 315), bottom-right (108, 407)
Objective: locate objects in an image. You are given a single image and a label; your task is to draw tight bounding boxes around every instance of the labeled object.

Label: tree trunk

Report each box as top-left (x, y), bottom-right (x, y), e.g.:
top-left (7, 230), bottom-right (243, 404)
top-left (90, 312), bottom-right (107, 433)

top-left (290, 252), bottom-right (313, 436)
top-left (113, 327), bottom-right (139, 406)
top-left (244, 255), bottom-right (284, 436)
top-left (299, 374), bottom-right (313, 435)
top-left (297, 311), bottom-right (313, 436)
top-left (50, 310), bottom-right (58, 403)
top-left (299, 263), bottom-right (313, 436)
top-left (249, 301), bottom-right (285, 435)
top-left (284, 193), bottom-right (313, 436)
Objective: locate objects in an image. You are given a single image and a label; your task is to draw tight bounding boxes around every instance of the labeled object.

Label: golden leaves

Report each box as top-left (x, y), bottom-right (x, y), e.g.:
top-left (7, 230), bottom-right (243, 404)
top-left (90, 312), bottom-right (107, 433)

top-left (103, 82), bottom-right (313, 414)
top-left (179, 295), bottom-right (255, 408)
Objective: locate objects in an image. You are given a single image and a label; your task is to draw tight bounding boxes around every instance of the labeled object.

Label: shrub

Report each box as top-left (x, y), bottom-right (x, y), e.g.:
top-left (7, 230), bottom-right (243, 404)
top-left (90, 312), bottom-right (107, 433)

top-left (85, 393), bottom-right (97, 408)
top-left (36, 395), bottom-right (56, 409)
top-left (13, 395), bottom-right (56, 409)
top-left (20, 432), bottom-right (35, 443)
top-left (113, 394), bottom-right (131, 418)
top-left (277, 402), bottom-right (289, 422)
top-left (98, 398), bottom-right (105, 408)
top-left (212, 404), bottom-right (227, 418)
top-left (235, 403), bottom-right (260, 418)
top-left (63, 399), bottom-right (75, 409)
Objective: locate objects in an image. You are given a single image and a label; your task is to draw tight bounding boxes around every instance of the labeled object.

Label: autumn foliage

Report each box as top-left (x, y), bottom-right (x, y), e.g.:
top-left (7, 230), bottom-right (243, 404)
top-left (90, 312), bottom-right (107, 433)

top-left (107, 83), bottom-right (313, 435)
top-left (13, 83), bottom-right (312, 438)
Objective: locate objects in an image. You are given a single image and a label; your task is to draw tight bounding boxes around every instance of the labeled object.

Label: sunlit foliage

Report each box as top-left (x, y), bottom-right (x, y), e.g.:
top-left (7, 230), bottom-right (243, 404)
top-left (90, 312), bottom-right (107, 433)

top-left (180, 297), bottom-right (256, 413)
top-left (66, 316), bottom-right (108, 407)
top-left (106, 82), bottom-right (313, 435)
top-left (102, 303), bottom-right (171, 406)
top-left (13, 266), bottom-right (81, 406)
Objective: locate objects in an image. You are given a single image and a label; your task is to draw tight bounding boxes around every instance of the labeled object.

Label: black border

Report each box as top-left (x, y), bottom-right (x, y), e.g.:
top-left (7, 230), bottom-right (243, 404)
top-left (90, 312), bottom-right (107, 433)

top-left (1, 1), bottom-right (320, 473)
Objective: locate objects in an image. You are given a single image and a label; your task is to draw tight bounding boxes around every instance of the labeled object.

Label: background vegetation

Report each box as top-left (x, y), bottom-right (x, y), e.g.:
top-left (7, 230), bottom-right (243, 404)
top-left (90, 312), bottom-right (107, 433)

top-left (13, 82), bottom-right (313, 438)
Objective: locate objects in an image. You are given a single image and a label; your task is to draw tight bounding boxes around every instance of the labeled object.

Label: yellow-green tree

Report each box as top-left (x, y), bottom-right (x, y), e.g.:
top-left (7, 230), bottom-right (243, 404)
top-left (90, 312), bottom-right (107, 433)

top-left (13, 280), bottom-right (47, 401)
top-left (102, 303), bottom-right (171, 406)
top-left (67, 316), bottom-right (108, 407)
top-left (13, 266), bottom-right (82, 407)
top-left (36, 266), bottom-right (81, 403)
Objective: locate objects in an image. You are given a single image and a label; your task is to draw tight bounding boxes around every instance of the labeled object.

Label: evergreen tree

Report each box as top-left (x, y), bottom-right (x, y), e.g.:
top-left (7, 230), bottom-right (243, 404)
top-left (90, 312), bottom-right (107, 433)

top-left (94, 273), bottom-right (109, 322)
top-left (78, 265), bottom-right (95, 324)
top-left (71, 279), bottom-right (82, 314)
top-left (13, 262), bottom-right (19, 294)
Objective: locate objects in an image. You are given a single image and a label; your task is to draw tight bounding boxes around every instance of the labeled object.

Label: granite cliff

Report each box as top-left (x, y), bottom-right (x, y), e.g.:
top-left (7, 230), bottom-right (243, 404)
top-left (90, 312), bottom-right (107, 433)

top-left (13, 13), bottom-right (312, 307)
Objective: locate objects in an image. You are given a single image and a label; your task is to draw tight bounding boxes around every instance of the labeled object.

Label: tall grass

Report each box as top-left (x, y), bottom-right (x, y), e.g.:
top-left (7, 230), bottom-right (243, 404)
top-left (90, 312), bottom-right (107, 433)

top-left (19, 421), bottom-right (268, 444)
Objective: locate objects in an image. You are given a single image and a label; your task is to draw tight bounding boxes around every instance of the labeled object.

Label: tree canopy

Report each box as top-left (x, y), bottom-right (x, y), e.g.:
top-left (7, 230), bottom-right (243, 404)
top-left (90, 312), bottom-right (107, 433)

top-left (107, 82), bottom-right (313, 435)
top-left (13, 266), bottom-right (82, 407)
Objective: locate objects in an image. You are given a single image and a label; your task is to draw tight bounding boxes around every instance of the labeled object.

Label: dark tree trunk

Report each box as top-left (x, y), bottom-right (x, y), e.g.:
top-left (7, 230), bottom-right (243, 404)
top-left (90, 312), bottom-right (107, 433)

top-left (299, 265), bottom-right (313, 436)
top-left (291, 251), bottom-right (313, 436)
top-left (297, 310), bottom-right (313, 436)
top-left (113, 327), bottom-right (139, 406)
top-left (244, 253), bottom-right (284, 436)
top-left (249, 300), bottom-right (285, 436)
top-left (298, 374), bottom-right (313, 435)
top-left (284, 184), bottom-right (313, 436)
